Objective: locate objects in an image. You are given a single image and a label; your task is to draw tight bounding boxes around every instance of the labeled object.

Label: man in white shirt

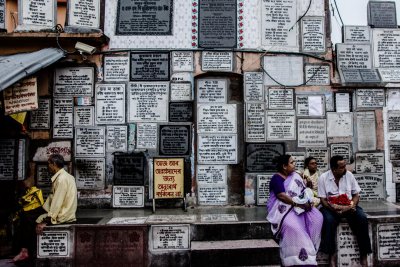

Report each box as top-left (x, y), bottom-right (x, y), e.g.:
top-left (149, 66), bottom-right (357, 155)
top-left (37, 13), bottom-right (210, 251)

top-left (318, 155), bottom-right (371, 267)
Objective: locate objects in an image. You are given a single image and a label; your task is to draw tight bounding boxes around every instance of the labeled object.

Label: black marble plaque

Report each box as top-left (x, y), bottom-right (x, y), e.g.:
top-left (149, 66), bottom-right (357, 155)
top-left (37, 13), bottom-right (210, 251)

top-left (198, 0), bottom-right (237, 48)
top-left (30, 98), bottom-right (51, 129)
top-left (389, 141), bottom-right (400, 160)
top-left (116, 0), bottom-right (173, 35)
top-left (169, 102), bottom-right (193, 122)
top-left (113, 153), bottom-right (145, 186)
top-left (130, 52), bottom-right (170, 81)
top-left (159, 125), bottom-right (190, 156)
top-left (368, 1), bottom-right (397, 28)
top-left (0, 139), bottom-right (15, 180)
top-left (340, 69), bottom-right (381, 83)
top-left (397, 183), bottom-right (400, 202)
top-left (246, 143), bottom-right (285, 172)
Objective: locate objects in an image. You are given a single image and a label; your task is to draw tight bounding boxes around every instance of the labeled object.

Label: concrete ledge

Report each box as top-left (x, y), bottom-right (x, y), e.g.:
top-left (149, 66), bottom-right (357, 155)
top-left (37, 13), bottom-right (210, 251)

top-left (191, 239), bottom-right (278, 250)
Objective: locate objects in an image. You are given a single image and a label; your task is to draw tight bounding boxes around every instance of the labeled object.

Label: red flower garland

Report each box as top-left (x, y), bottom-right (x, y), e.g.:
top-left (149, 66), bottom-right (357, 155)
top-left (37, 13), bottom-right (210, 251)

top-left (328, 194), bottom-right (351, 206)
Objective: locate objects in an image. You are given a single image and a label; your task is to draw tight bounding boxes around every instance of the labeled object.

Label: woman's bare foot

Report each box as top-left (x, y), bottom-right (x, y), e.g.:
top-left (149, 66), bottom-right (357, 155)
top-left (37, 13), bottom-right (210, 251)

top-left (12, 248), bottom-right (29, 262)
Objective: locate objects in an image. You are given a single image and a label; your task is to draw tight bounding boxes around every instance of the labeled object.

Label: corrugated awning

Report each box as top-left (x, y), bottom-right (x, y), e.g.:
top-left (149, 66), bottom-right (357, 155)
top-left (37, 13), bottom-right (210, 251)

top-left (0, 48), bottom-right (65, 92)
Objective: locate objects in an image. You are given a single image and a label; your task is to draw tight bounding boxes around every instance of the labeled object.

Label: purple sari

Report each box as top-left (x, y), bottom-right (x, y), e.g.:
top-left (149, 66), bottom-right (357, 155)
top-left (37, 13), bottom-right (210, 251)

top-left (267, 172), bottom-right (323, 266)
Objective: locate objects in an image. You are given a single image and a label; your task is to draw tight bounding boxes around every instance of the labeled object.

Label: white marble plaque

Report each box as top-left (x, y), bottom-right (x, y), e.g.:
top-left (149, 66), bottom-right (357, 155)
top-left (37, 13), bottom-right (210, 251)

top-left (147, 215), bottom-right (196, 224)
top-left (388, 111), bottom-right (400, 140)
top-left (74, 127), bottom-right (105, 157)
top-left (53, 98), bottom-right (74, 139)
top-left (372, 29), bottom-right (400, 68)
top-left (298, 119), bottom-right (327, 147)
top-left (74, 106), bottom-right (94, 126)
top-left (296, 95), bottom-right (325, 116)
top-left (327, 112), bottom-right (353, 138)
top-left (244, 72), bottom-right (264, 102)
top-left (378, 68), bottom-right (400, 82)
top-left (0, 139), bottom-right (15, 180)
top-left (136, 123), bottom-right (157, 149)
top-left (0, 0), bottom-right (5, 30)
top-left (170, 83), bottom-right (192, 101)
top-left (54, 67), bottom-right (94, 96)
top-left (112, 186), bottom-right (144, 208)
top-left (152, 225), bottom-right (190, 250)
top-left (3, 77), bottom-right (38, 115)
top-left (266, 110), bottom-right (296, 140)
top-left (172, 51), bottom-right (194, 72)
top-left (268, 88), bottom-right (294, 109)
top-left (257, 174), bottom-right (272, 205)
top-left (330, 144), bottom-right (352, 163)
top-left (305, 64), bottom-right (330, 85)
top-left (198, 185), bottom-right (227, 205)
top-left (336, 44), bottom-right (372, 69)
top-left (197, 79), bottom-right (227, 103)
top-left (32, 141), bottom-right (72, 162)
top-left (387, 89), bottom-right (400, 110)
top-left (196, 165), bottom-right (227, 185)
top-left (377, 223), bottom-right (400, 260)
top-left (95, 83), bottom-right (125, 124)
top-left (355, 152), bottom-right (384, 173)
top-left (263, 56), bottom-right (303, 86)
top-left (128, 82), bottom-right (169, 122)
top-left (197, 134), bottom-right (238, 164)
top-left (356, 89), bottom-right (385, 108)
top-left (75, 158), bottom-right (105, 190)
top-left (67, 0), bottom-right (100, 29)
top-left (30, 98), bottom-right (51, 129)
top-left (201, 51), bottom-right (233, 72)
top-left (38, 231), bottom-right (70, 257)
top-left (301, 17), bottom-right (325, 53)
top-left (18, 0), bottom-right (55, 30)
top-left (106, 125), bottom-right (127, 152)
top-left (200, 214), bottom-right (238, 222)
top-left (335, 93), bottom-right (351, 113)
top-left (261, 0), bottom-right (298, 51)
top-left (107, 217), bottom-right (148, 224)
top-left (305, 148), bottom-right (329, 172)
top-left (354, 173), bottom-right (385, 200)
top-left (197, 104), bottom-right (237, 134)
top-left (344, 26), bottom-right (371, 44)
top-left (368, 1), bottom-right (397, 28)
top-left (245, 103), bottom-right (266, 142)
top-left (103, 56), bottom-right (130, 82)
top-left (356, 112), bottom-right (377, 151)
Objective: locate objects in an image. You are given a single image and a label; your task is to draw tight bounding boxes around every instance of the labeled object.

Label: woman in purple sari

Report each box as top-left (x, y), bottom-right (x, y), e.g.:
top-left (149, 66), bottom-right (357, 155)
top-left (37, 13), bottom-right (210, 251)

top-left (267, 155), bottom-right (323, 266)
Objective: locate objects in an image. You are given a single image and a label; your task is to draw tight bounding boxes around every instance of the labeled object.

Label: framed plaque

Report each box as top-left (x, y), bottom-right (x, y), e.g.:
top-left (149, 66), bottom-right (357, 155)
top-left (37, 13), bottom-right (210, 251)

top-left (154, 158), bottom-right (184, 199)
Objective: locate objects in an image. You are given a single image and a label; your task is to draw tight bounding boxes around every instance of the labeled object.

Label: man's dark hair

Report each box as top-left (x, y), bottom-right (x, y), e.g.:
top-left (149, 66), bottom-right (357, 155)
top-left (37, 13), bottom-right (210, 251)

top-left (48, 154), bottom-right (65, 168)
top-left (330, 155), bottom-right (344, 169)
top-left (273, 154), bottom-right (292, 172)
top-left (304, 156), bottom-right (316, 168)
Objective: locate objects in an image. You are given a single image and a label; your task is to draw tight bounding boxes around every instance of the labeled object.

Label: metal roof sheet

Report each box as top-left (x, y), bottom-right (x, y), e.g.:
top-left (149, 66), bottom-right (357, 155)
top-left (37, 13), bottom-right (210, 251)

top-left (0, 48), bottom-right (65, 91)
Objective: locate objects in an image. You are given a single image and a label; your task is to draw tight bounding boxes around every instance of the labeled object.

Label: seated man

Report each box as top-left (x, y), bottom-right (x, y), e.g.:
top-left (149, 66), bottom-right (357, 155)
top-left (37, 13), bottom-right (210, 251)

top-left (318, 155), bottom-right (372, 267)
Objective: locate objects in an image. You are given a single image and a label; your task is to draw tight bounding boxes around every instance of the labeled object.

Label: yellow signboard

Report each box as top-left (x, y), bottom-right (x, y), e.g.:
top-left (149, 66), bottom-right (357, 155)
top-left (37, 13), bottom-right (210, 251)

top-left (154, 158), bottom-right (184, 199)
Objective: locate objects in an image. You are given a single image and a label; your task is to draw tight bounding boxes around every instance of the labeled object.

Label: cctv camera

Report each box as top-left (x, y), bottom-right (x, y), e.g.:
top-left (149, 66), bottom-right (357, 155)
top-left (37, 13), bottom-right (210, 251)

top-left (75, 42), bottom-right (96, 54)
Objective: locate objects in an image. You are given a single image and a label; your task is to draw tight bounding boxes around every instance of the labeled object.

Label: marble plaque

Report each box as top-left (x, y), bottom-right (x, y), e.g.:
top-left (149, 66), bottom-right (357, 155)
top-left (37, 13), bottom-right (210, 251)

top-left (298, 119), bottom-right (327, 147)
top-left (377, 223), bottom-right (400, 260)
top-left (336, 44), bottom-right (372, 69)
top-left (74, 106), bottom-right (94, 126)
top-left (244, 72), bottom-right (264, 102)
top-left (169, 102), bottom-right (193, 122)
top-left (340, 69), bottom-right (381, 83)
top-left (37, 231), bottom-right (70, 257)
top-left (103, 55), bottom-right (130, 82)
top-left (0, 0), bottom-right (5, 30)
top-left (245, 103), bottom-right (266, 142)
top-left (17, 139), bottom-right (26, 181)
top-left (368, 1), bottom-right (397, 28)
top-left (159, 125), bottom-right (190, 156)
top-left (392, 161), bottom-right (400, 183)
top-left (198, 185), bottom-right (227, 205)
top-left (246, 143), bottom-right (285, 172)
top-left (389, 141), bottom-right (400, 160)
top-left (32, 141), bottom-right (72, 162)
top-left (53, 98), bottom-right (74, 139)
top-left (107, 217), bottom-right (148, 224)
top-left (116, 0), bottom-right (172, 35)
top-left (113, 153), bottom-right (144, 186)
top-left (196, 165), bottom-right (227, 185)
top-left (343, 26), bottom-right (371, 44)
top-left (36, 165), bottom-right (52, 188)
top-left (172, 51), bottom-right (194, 72)
top-left (266, 110), bottom-right (296, 140)
top-left (261, 0), bottom-right (298, 51)
top-left (146, 215), bottom-right (196, 224)
top-left (268, 88), bottom-right (294, 109)
top-left (378, 69), bottom-right (400, 82)
top-left (356, 89), bottom-right (385, 108)
top-left (197, 104), bottom-right (237, 133)
top-left (113, 186), bottom-right (144, 208)
top-left (301, 17), bottom-right (325, 53)
top-left (75, 158), bottom-right (105, 190)
top-left (354, 173), bottom-right (385, 200)
top-left (197, 134), bottom-right (238, 164)
top-left (74, 127), bottom-right (106, 157)
top-left (3, 77), bottom-right (38, 115)
top-left (75, 96), bottom-right (93, 106)
top-left (0, 139), bottom-right (15, 180)
top-left (305, 148), bottom-right (329, 172)
top-left (305, 64), bottom-right (330, 86)
top-left (200, 214), bottom-right (238, 222)
top-left (127, 82), bottom-right (169, 122)
top-left (296, 95), bottom-right (325, 117)
top-left (263, 56), bottom-right (303, 86)
top-left (130, 52), bottom-right (170, 81)
top-left (257, 174), bottom-right (272, 205)
top-left (197, 79), bottom-right (227, 103)
top-left (327, 112), bottom-right (353, 138)
top-left (127, 124), bottom-right (136, 152)
top-left (18, 0), bottom-right (56, 30)
top-left (151, 225), bottom-right (190, 250)
top-left (335, 93), bottom-right (351, 113)
top-left (201, 51), bottom-right (233, 71)
top-left (355, 152), bottom-right (384, 173)
top-left (66, 0), bottom-right (100, 29)
top-left (136, 123), bottom-right (157, 149)
top-left (54, 67), bottom-right (94, 96)
top-left (388, 111), bottom-right (400, 140)
top-left (30, 98), bottom-right (51, 129)
top-left (106, 125), bottom-right (127, 152)
top-left (170, 83), bottom-right (192, 101)
top-left (245, 173), bottom-right (257, 205)
top-left (330, 144), bottom-right (352, 163)
top-left (356, 112), bottom-right (377, 151)
top-left (372, 29), bottom-right (400, 68)
top-left (387, 89), bottom-right (400, 110)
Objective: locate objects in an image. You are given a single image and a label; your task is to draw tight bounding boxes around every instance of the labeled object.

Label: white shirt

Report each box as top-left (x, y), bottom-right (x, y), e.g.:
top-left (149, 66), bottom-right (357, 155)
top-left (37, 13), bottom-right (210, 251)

top-left (318, 170), bottom-right (361, 200)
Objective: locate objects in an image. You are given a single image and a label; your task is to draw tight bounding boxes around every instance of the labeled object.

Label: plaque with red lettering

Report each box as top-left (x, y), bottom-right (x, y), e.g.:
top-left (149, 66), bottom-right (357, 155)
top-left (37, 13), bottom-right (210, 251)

top-left (153, 158), bottom-right (184, 199)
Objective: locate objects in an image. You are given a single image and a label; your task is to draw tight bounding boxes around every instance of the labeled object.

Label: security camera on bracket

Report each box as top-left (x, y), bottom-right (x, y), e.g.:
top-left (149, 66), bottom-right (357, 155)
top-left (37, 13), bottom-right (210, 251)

top-left (75, 42), bottom-right (96, 55)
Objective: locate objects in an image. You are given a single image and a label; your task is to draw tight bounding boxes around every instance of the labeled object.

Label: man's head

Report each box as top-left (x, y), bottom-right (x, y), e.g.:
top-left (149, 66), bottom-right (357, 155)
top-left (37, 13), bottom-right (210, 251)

top-left (48, 154), bottom-right (65, 175)
top-left (330, 155), bottom-right (346, 179)
top-left (304, 156), bottom-right (317, 172)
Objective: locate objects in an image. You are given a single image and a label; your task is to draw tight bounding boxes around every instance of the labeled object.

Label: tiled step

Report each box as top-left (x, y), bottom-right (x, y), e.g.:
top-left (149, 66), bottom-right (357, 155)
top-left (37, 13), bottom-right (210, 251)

top-left (190, 239), bottom-right (280, 267)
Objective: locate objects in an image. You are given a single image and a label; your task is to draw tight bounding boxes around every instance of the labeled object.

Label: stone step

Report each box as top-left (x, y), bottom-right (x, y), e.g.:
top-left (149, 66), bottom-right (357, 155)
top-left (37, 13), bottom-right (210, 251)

top-left (190, 239), bottom-right (280, 267)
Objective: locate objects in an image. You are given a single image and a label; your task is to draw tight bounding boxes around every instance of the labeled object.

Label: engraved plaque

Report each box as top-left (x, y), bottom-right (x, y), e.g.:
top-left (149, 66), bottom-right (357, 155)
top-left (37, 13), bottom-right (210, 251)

top-left (3, 77), bottom-right (38, 115)
top-left (377, 223), bottom-right (400, 260)
top-left (244, 72), bottom-right (264, 102)
top-left (301, 17), bottom-right (325, 53)
top-left (296, 95), bottom-right (325, 117)
top-left (245, 103), bottom-right (266, 143)
top-left (130, 52), bottom-right (170, 81)
top-left (30, 98), bottom-right (51, 129)
top-left (355, 152), bottom-right (384, 173)
top-left (0, 139), bottom-right (15, 180)
top-left (159, 125), bottom-right (190, 156)
top-left (74, 127), bottom-right (106, 157)
top-left (336, 44), bottom-right (372, 69)
top-left (335, 93), bottom-right (351, 113)
top-left (53, 98), bottom-right (74, 139)
top-left (343, 26), bottom-right (371, 44)
top-left (356, 89), bottom-right (385, 108)
top-left (169, 102), bottom-right (193, 122)
top-left (263, 56), bottom-right (303, 86)
top-left (298, 119), bottom-right (327, 147)
top-left (354, 173), bottom-right (385, 200)
top-left (368, 1), bottom-right (397, 28)
top-left (391, 161), bottom-right (400, 183)
top-left (170, 83), bottom-right (192, 101)
top-left (201, 51), bottom-right (233, 72)
top-left (372, 29), bottom-right (400, 68)
top-left (147, 215), bottom-right (195, 223)
top-left (198, 185), bottom-right (227, 205)
top-left (246, 143), bottom-right (285, 172)
top-left (196, 165), bottom-right (227, 185)
top-left (106, 125), bottom-right (127, 152)
top-left (268, 88), bottom-right (294, 109)
top-left (152, 225), bottom-right (190, 250)
top-left (0, 0), bottom-right (5, 30)
top-left (32, 141), bottom-right (72, 162)
top-left (389, 141), bottom-right (400, 160)
top-left (172, 51), bottom-right (194, 72)
top-left (356, 112), bottom-right (377, 151)
top-left (266, 110), bottom-right (296, 141)
top-left (54, 67), bottom-right (94, 96)
top-left (305, 64), bottom-right (330, 86)
top-left (18, 0), bottom-right (56, 30)
top-left (37, 231), bottom-right (70, 257)
top-left (36, 165), bottom-right (51, 188)
top-left (330, 144), bottom-right (352, 163)
top-left (75, 158), bottom-right (105, 190)
top-left (378, 69), bottom-right (400, 82)
top-left (113, 186), bottom-right (144, 208)
top-left (107, 217), bottom-right (148, 224)
top-left (197, 79), bottom-right (227, 103)
top-left (200, 214), bottom-right (237, 222)
top-left (197, 104), bottom-right (237, 134)
top-left (66, 0), bottom-right (100, 29)
top-left (103, 55), bottom-right (130, 82)
top-left (388, 111), bottom-right (400, 140)
top-left (136, 123), bottom-right (157, 149)
top-left (74, 106), bottom-right (94, 126)
top-left (327, 112), bottom-right (353, 138)
top-left (257, 174), bottom-right (272, 205)
top-left (197, 134), bottom-right (238, 164)
top-left (114, 153), bottom-right (145, 186)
